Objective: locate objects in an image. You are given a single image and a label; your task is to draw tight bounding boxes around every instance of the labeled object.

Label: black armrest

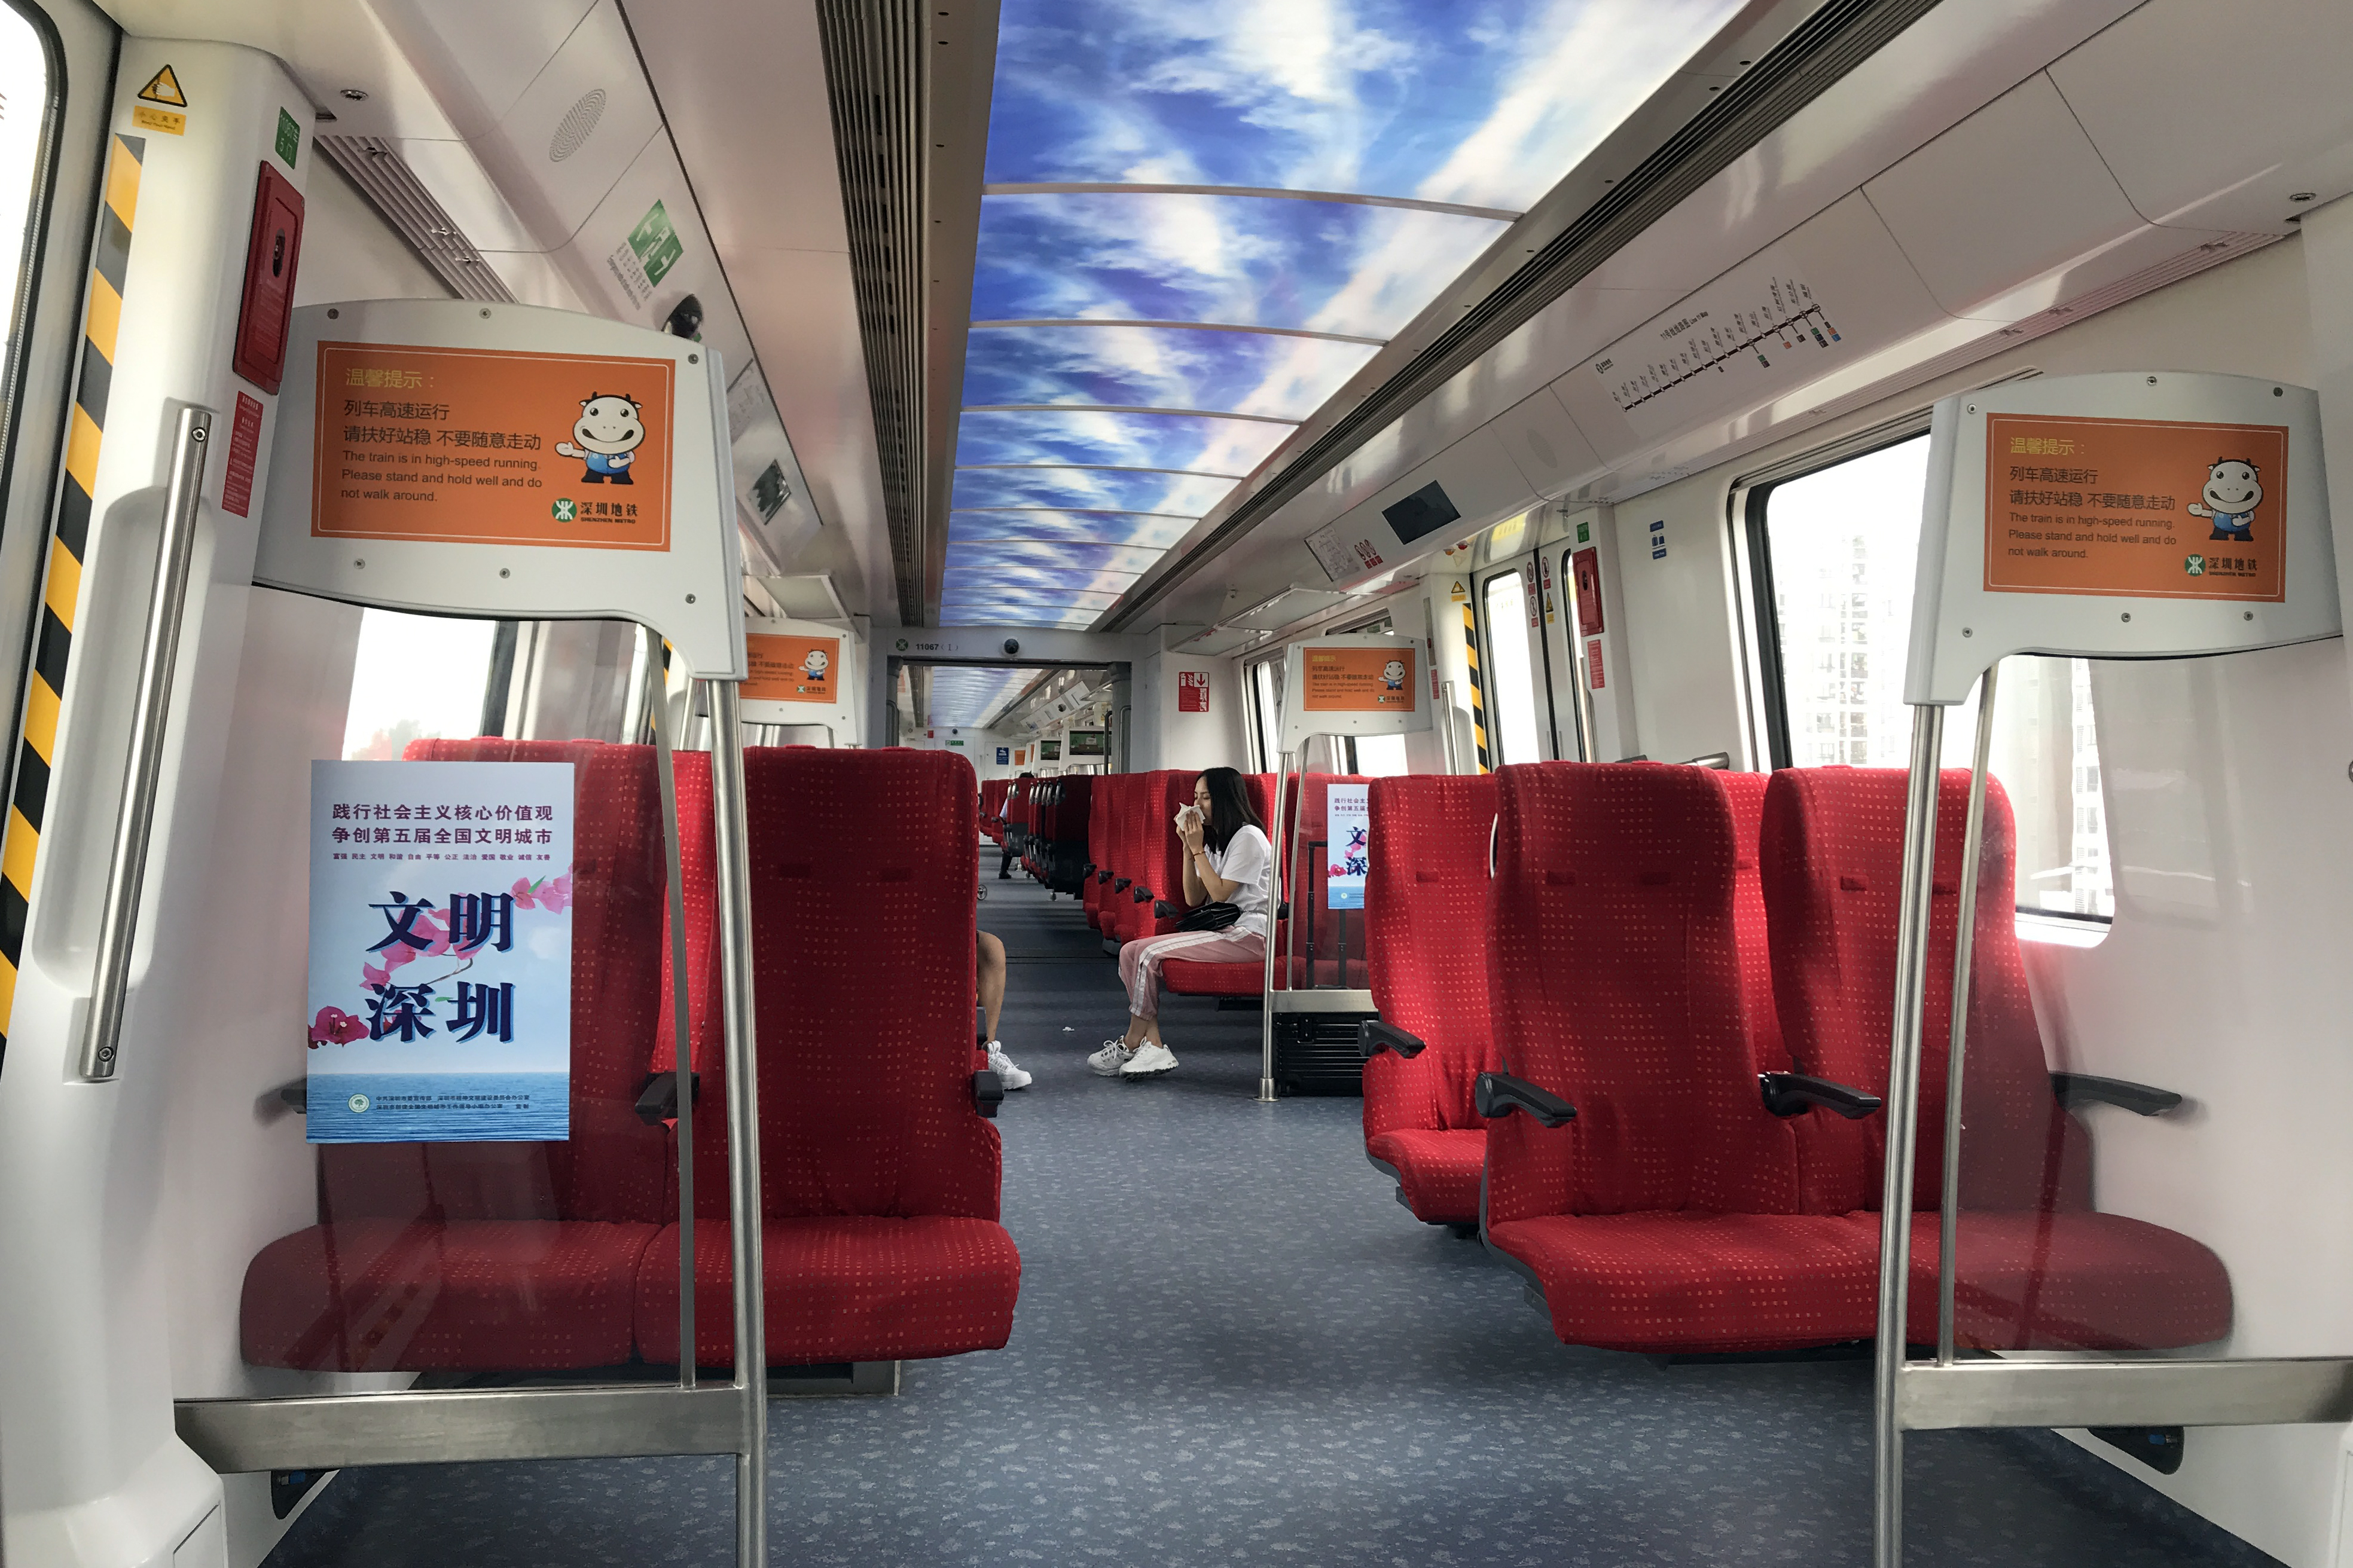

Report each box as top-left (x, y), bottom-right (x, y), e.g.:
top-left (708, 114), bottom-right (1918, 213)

top-left (633, 1070), bottom-right (700, 1126)
top-left (1082, 863), bottom-right (1096, 878)
top-left (1759, 1072), bottom-right (1882, 1120)
top-left (1098, 869), bottom-right (1114, 885)
top-left (1113, 877), bottom-right (1131, 892)
top-left (1475, 1071), bottom-right (1576, 1128)
top-left (1133, 885), bottom-right (1153, 904)
top-left (2050, 1072), bottom-right (2182, 1117)
top-left (972, 1069), bottom-right (1005, 1119)
top-left (1359, 1020), bottom-right (1426, 1060)
top-left (277, 1079), bottom-right (307, 1113)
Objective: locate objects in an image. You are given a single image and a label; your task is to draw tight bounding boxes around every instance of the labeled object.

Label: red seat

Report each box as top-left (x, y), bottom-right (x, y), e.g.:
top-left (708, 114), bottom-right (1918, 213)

top-left (1760, 767), bottom-right (2230, 1350)
top-left (242, 739), bottom-right (672, 1371)
top-left (1082, 775), bottom-right (1118, 931)
top-left (1360, 774), bottom-right (1499, 1225)
top-left (1481, 763), bottom-right (1883, 1354)
top-left (1162, 771), bottom-right (1342, 999)
top-left (633, 747), bottom-right (1021, 1367)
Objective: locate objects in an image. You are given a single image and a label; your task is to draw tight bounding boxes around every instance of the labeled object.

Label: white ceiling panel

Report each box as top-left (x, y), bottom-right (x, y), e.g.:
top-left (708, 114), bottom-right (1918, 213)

top-left (1861, 72), bottom-right (2143, 319)
top-left (363, 0), bottom-right (597, 138)
top-left (2051, 0), bottom-right (2353, 233)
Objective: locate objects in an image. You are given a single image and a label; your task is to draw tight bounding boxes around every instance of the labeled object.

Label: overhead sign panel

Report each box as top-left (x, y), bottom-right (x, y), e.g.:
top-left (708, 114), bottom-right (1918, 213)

top-left (738, 614), bottom-right (860, 741)
top-left (1907, 372), bottom-right (2337, 706)
top-left (257, 299), bottom-right (743, 679)
top-left (313, 343), bottom-right (674, 550)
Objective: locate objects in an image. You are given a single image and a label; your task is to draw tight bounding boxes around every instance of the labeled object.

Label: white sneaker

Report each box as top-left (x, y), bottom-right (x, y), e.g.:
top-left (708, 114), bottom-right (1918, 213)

top-left (1087, 1040), bottom-right (1134, 1076)
top-left (985, 1041), bottom-right (1032, 1091)
top-left (1119, 1043), bottom-right (1178, 1078)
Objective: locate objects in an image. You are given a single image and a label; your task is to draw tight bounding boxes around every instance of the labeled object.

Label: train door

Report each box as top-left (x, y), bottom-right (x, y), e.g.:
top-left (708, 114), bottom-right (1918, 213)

top-left (1472, 555), bottom-right (1557, 766)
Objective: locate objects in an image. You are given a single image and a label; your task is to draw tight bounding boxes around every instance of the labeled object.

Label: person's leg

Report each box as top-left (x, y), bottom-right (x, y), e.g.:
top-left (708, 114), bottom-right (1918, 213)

top-left (1119, 930), bottom-right (1254, 1047)
top-left (997, 836), bottom-right (1016, 878)
top-left (976, 930), bottom-right (1006, 1043)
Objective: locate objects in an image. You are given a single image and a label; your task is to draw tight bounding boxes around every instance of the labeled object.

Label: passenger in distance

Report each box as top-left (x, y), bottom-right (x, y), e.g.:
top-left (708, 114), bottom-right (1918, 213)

top-left (978, 929), bottom-right (1030, 1089)
top-left (997, 773), bottom-right (1033, 881)
top-left (1089, 768), bottom-right (1271, 1080)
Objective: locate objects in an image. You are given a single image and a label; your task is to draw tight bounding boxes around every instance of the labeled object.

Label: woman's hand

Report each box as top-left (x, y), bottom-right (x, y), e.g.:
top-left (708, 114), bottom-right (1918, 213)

top-left (1178, 815), bottom-right (1206, 855)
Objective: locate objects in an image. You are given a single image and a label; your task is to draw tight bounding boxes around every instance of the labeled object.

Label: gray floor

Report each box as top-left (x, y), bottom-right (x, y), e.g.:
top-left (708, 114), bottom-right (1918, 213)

top-left (266, 872), bottom-right (2281, 1567)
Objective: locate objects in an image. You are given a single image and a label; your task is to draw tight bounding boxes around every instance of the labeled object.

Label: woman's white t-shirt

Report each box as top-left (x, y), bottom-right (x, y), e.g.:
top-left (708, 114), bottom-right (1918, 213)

top-left (1206, 823), bottom-right (1273, 940)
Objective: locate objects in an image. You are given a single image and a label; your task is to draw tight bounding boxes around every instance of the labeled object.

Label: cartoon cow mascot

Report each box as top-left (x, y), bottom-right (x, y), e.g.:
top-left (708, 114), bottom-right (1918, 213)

top-left (1381, 658), bottom-right (1406, 693)
top-left (556, 393), bottom-right (645, 484)
top-left (801, 646), bottom-right (831, 686)
top-left (2187, 459), bottom-right (2262, 542)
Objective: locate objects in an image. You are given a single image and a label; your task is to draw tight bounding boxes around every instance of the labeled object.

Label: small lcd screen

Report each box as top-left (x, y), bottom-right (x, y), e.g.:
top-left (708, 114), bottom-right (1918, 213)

top-left (1040, 739), bottom-right (1061, 760)
top-left (1064, 730), bottom-right (1109, 756)
top-left (1382, 479), bottom-right (1461, 543)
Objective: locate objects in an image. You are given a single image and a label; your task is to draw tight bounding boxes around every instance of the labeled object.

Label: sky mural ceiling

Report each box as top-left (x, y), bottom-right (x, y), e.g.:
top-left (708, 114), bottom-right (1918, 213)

top-left (945, 0), bottom-right (1744, 626)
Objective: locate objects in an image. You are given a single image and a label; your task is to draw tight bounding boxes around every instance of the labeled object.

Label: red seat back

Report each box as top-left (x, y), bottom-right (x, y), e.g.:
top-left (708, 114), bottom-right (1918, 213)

top-left (1484, 763), bottom-right (1800, 1226)
top-left (684, 748), bottom-right (999, 1221)
top-left (1759, 767), bottom-right (2090, 1216)
top-left (1363, 775), bottom-right (1500, 1139)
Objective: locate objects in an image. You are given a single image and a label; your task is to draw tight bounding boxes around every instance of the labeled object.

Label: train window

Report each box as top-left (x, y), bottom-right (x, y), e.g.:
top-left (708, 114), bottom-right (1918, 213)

top-left (1480, 570), bottom-right (1541, 765)
top-left (1753, 433), bottom-right (2112, 919)
top-left (1247, 656), bottom-right (1281, 769)
top-left (341, 608), bottom-right (500, 758)
top-left (0, 5), bottom-right (52, 454)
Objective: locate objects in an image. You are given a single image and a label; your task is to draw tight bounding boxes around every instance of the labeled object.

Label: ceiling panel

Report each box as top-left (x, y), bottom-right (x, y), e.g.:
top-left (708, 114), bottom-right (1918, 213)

top-left (956, 408), bottom-right (1294, 472)
top-left (948, 509), bottom-right (1198, 548)
top-left (950, 466), bottom-right (1230, 515)
top-left (971, 192), bottom-right (1509, 337)
top-left (948, 539), bottom-right (1164, 575)
top-left (961, 324), bottom-right (1380, 420)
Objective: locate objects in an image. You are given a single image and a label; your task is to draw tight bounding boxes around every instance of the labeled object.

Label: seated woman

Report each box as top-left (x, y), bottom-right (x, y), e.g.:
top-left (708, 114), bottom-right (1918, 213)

top-left (1087, 768), bottom-right (1271, 1080)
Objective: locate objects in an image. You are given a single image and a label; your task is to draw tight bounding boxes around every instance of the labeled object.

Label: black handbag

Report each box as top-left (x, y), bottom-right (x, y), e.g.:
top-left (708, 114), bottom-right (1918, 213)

top-left (1175, 901), bottom-right (1241, 933)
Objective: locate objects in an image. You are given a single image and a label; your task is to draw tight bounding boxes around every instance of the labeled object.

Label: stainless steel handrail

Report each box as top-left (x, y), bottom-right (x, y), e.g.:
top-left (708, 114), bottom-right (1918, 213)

top-left (645, 629), bottom-right (695, 1390)
top-left (1257, 751), bottom-right (1292, 1104)
top-left (1939, 664), bottom-right (2000, 1364)
top-left (706, 681), bottom-right (768, 1561)
top-left (81, 405), bottom-right (213, 1081)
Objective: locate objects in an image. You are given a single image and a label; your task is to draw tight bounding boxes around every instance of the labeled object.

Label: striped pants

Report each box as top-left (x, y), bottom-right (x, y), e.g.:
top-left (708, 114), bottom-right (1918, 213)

top-left (1118, 930), bottom-right (1265, 1019)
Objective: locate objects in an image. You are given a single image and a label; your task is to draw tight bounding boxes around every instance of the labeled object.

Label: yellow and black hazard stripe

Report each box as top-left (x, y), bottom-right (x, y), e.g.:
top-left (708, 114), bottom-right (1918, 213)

top-left (1461, 601), bottom-right (1489, 774)
top-left (0, 133), bottom-right (144, 1058)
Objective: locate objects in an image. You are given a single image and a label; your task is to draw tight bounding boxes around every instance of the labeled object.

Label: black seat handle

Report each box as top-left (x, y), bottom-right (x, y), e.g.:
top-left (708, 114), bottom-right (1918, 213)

top-left (1359, 1020), bottom-right (1426, 1060)
top-left (2050, 1072), bottom-right (2182, 1117)
top-left (1475, 1071), bottom-right (1576, 1127)
top-left (972, 1069), bottom-right (1005, 1119)
top-left (633, 1070), bottom-right (701, 1126)
top-left (1759, 1072), bottom-right (1881, 1120)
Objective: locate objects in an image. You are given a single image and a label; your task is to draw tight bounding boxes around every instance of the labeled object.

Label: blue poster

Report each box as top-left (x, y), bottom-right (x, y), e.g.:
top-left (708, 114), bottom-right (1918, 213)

top-left (1324, 783), bottom-right (1369, 910)
top-left (996, 747), bottom-right (1010, 765)
top-left (306, 760), bottom-right (574, 1142)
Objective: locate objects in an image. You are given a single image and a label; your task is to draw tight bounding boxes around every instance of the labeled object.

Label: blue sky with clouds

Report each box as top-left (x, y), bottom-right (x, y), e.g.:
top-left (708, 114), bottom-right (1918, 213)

top-left (947, 0), bottom-right (1741, 627)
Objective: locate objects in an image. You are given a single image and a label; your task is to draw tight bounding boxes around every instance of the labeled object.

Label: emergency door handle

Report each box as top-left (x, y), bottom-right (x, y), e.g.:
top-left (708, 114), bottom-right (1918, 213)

top-left (80, 405), bottom-right (212, 1081)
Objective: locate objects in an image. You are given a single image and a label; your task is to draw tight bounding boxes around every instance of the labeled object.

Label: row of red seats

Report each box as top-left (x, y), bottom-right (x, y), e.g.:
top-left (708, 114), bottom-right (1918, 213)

top-left (1019, 777), bottom-right (1094, 892)
top-left (980, 777), bottom-right (1010, 843)
top-left (1361, 762), bottom-right (2229, 1356)
top-left (242, 741), bottom-right (1020, 1372)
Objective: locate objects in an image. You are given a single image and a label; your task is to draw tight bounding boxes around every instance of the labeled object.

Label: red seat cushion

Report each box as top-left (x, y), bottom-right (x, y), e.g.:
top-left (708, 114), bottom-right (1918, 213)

top-left (634, 1217), bottom-right (1021, 1365)
top-left (242, 1218), bottom-right (657, 1371)
top-left (1487, 1211), bottom-right (1881, 1354)
top-left (1366, 1129), bottom-right (1486, 1225)
top-left (1906, 1213), bottom-right (2232, 1352)
top-left (1159, 956), bottom-right (1262, 995)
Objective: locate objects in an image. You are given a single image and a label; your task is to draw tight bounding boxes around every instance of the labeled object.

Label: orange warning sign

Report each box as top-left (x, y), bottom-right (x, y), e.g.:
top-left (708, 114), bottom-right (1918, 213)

top-left (311, 342), bottom-right (674, 550)
top-left (1983, 413), bottom-right (2287, 602)
top-left (1301, 646), bottom-right (1416, 712)
top-left (743, 632), bottom-right (840, 703)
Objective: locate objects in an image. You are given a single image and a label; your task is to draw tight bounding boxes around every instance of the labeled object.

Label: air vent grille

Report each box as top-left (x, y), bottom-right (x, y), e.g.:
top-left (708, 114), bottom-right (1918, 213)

top-left (550, 88), bottom-right (606, 163)
top-left (813, 0), bottom-right (927, 625)
top-left (316, 136), bottom-right (516, 305)
top-left (1107, 0), bottom-right (1944, 629)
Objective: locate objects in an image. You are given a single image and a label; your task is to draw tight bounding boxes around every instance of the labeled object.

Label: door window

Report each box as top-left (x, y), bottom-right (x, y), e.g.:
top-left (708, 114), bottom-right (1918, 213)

top-left (1481, 570), bottom-right (1542, 766)
top-left (0, 5), bottom-right (53, 456)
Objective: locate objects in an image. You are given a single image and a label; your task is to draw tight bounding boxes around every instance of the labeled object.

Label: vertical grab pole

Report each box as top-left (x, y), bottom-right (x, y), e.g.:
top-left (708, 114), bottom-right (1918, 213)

top-left (1938, 664), bottom-right (2000, 1364)
top-left (706, 681), bottom-right (768, 1564)
top-left (1438, 680), bottom-right (1460, 775)
top-left (1873, 703), bottom-right (1943, 1568)
top-left (1256, 751), bottom-right (1293, 1105)
top-left (646, 631), bottom-right (695, 1390)
top-left (81, 405), bottom-right (212, 1080)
